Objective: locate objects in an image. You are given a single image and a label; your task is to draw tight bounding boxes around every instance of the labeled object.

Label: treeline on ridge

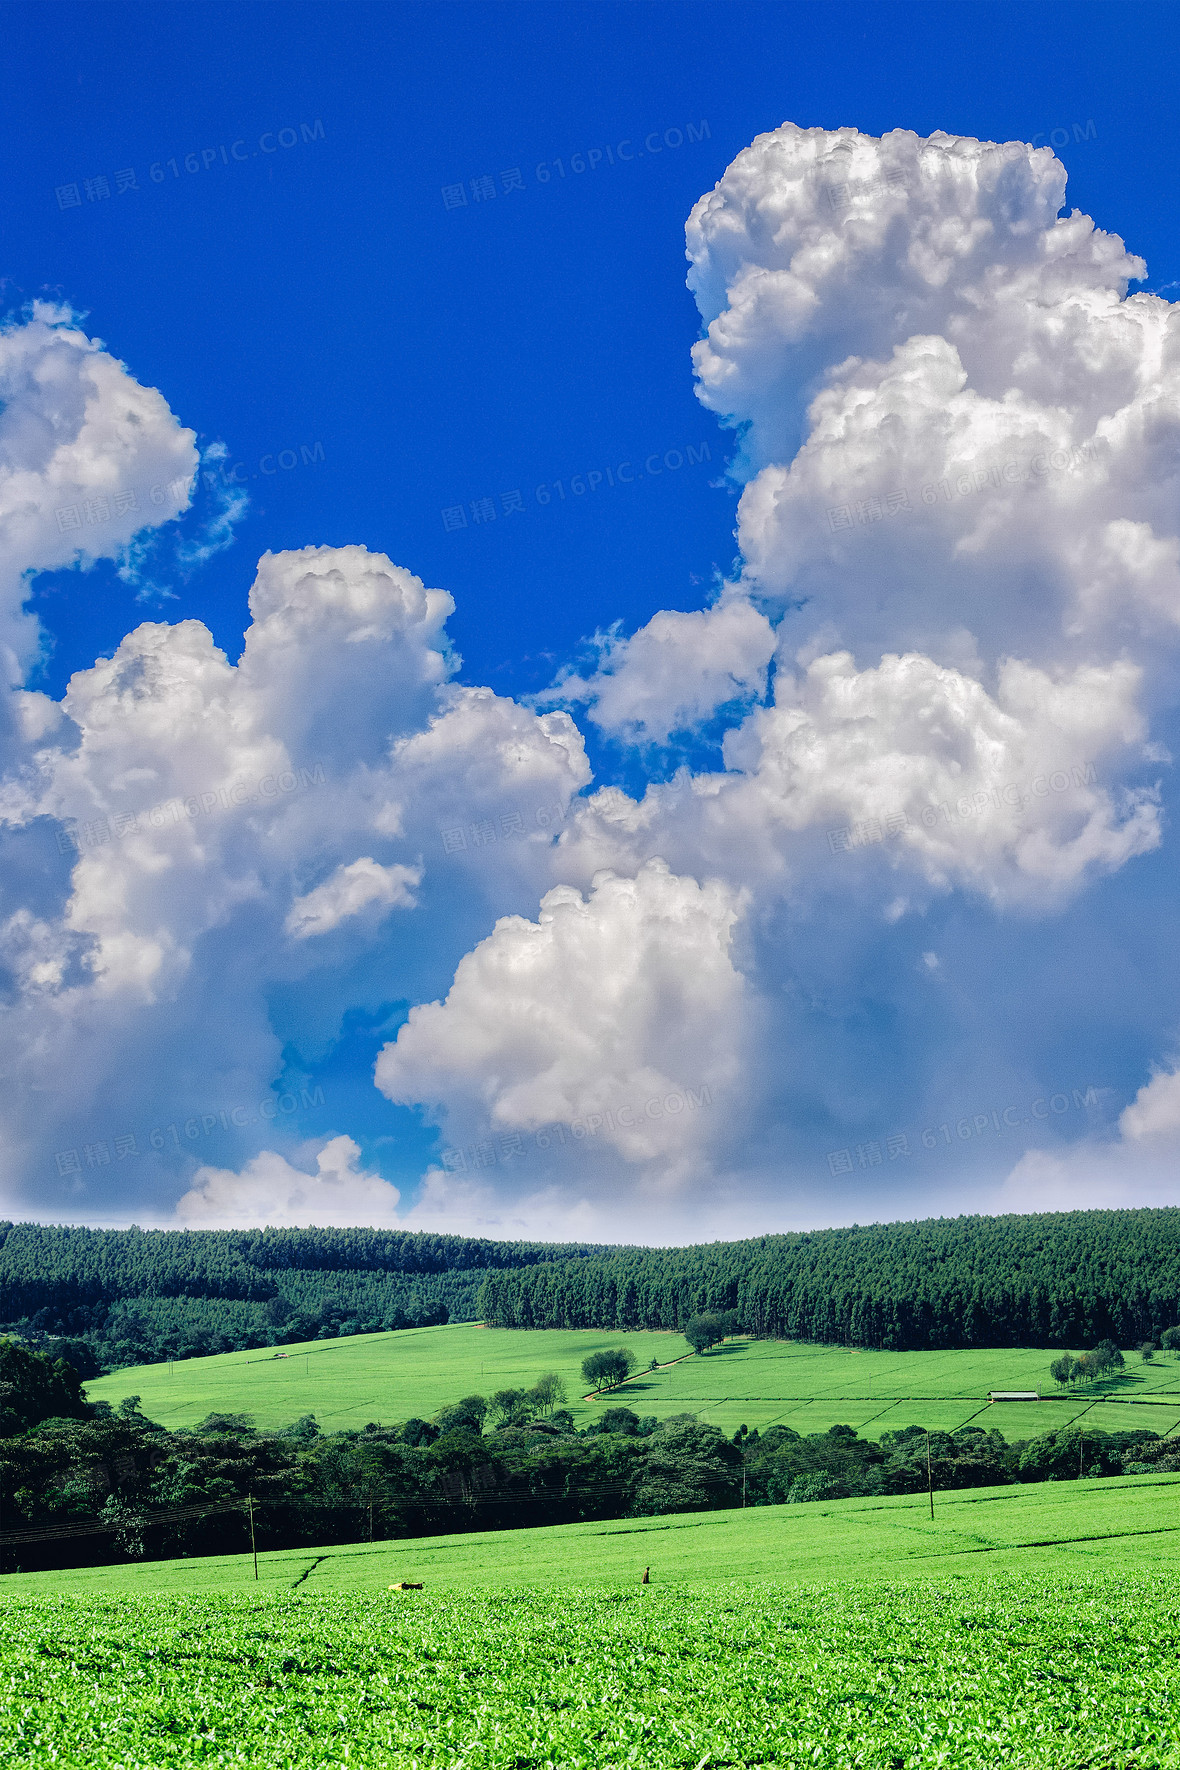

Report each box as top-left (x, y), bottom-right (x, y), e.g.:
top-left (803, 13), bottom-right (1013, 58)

top-left (478, 1209), bottom-right (1180, 1348)
top-left (0, 1223), bottom-right (613, 1374)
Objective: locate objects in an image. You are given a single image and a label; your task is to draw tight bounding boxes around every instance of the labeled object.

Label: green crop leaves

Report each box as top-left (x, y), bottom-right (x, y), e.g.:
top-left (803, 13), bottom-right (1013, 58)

top-left (2, 1575), bottom-right (1180, 1767)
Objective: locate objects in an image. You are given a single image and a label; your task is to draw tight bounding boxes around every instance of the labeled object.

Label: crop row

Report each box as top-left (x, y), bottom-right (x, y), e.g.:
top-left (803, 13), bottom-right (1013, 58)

top-left (4, 1572), bottom-right (1180, 1767)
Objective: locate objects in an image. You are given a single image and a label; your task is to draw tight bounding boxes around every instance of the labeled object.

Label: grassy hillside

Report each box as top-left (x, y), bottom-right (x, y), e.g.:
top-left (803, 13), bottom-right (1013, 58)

top-left (3, 1468), bottom-right (1178, 1596)
top-left (88, 1321), bottom-right (1180, 1439)
top-left (6, 1478), bottom-right (1180, 1766)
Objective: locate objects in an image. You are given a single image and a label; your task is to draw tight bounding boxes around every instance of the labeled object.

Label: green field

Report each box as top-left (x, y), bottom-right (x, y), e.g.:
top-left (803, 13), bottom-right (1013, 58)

top-left (87, 1322), bottom-right (1180, 1441)
top-left (6, 1467), bottom-right (1180, 1596)
top-left (6, 1477), bottom-right (1180, 1766)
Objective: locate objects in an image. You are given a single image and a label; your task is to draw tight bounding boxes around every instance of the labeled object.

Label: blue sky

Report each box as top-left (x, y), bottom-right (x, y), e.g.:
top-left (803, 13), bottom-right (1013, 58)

top-left (8, 2), bottom-right (1177, 704)
top-left (2, 2), bottom-right (1180, 1237)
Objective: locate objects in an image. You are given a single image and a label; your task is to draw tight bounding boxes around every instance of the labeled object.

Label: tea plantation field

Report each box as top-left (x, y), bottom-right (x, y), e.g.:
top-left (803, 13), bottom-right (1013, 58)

top-left (5, 1476), bottom-right (1180, 1767)
top-left (87, 1320), bottom-right (1180, 1442)
top-left (7, 1467), bottom-right (1180, 1596)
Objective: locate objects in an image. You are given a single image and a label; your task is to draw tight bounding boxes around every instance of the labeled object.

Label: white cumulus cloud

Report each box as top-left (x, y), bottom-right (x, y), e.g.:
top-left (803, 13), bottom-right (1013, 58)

top-left (285, 858), bottom-right (422, 939)
top-left (6, 122), bottom-right (1180, 1233)
top-left (0, 303), bottom-right (198, 682)
top-left (546, 594), bottom-right (776, 745)
top-left (375, 857), bottom-right (748, 1180)
top-left (176, 1135), bottom-right (402, 1227)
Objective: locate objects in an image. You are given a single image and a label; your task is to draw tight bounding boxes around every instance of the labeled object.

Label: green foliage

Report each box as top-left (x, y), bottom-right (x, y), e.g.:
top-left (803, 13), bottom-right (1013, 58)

top-left (580, 1347), bottom-right (636, 1391)
top-left (2, 1574), bottom-right (1180, 1768)
top-left (23, 1356), bottom-right (1180, 1581)
top-left (631, 1419), bottom-right (742, 1515)
top-left (480, 1208), bottom-right (1180, 1349)
top-left (0, 1335), bottom-right (88, 1435)
top-left (683, 1310), bottom-right (737, 1353)
top-left (86, 1325), bottom-right (690, 1435)
top-left (432, 1394), bottom-right (487, 1434)
top-left (596, 1407), bottom-right (643, 1436)
top-left (488, 1386), bottom-right (530, 1426)
top-left (1018, 1424), bottom-right (1126, 1482)
top-left (0, 1221), bottom-right (611, 1375)
top-left (195, 1411), bottom-right (255, 1435)
top-left (529, 1372), bottom-right (567, 1415)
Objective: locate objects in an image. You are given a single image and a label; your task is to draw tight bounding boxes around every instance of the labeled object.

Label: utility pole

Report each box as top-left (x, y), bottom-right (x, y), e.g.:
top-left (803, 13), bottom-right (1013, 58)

top-left (248, 1493), bottom-right (258, 1582)
top-left (1079, 1430), bottom-right (1084, 1479)
top-left (926, 1430), bottom-right (934, 1521)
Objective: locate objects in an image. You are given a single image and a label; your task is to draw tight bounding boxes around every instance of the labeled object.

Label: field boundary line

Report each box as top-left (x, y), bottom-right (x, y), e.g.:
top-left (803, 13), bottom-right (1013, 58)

top-left (917, 1522), bottom-right (1180, 1560)
top-left (292, 1554), bottom-right (330, 1587)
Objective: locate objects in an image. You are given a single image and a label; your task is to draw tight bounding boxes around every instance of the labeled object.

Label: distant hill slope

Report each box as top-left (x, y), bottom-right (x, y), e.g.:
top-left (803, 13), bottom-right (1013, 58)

top-left (84, 1322), bottom-right (1180, 1441)
top-left (0, 1223), bottom-right (613, 1373)
top-left (479, 1209), bottom-right (1180, 1350)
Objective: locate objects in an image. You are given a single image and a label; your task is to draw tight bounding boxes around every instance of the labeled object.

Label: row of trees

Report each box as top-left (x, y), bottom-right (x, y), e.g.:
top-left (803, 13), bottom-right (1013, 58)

top-left (579, 1314), bottom-right (742, 1396)
top-left (1049, 1339), bottom-right (1126, 1386)
top-left (479, 1209), bottom-right (1180, 1349)
top-left (2, 1333), bottom-right (1175, 1578)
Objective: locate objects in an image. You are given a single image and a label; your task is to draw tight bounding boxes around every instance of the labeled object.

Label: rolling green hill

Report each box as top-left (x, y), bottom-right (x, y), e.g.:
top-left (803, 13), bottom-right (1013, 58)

top-left (87, 1321), bottom-right (1180, 1440)
top-left (8, 1535), bottom-right (1180, 1769)
top-left (7, 1466), bottom-right (1180, 1595)
top-left (15, 1208), bottom-right (1180, 1386)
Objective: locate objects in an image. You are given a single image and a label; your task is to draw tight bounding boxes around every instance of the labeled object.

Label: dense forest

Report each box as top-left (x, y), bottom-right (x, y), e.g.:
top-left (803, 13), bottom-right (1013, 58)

top-left (0, 1224), bottom-right (611, 1374)
top-left (11, 1207), bottom-right (1180, 1374)
top-left (479, 1210), bottom-right (1180, 1349)
top-left (0, 1336), bottom-right (1172, 1577)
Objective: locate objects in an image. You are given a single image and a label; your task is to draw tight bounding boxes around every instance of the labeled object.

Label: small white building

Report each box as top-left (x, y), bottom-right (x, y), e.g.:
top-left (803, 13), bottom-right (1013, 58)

top-left (988, 1390), bottom-right (1039, 1401)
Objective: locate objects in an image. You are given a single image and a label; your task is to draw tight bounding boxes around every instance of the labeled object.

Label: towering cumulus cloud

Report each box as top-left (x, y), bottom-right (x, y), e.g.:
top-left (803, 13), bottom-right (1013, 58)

top-left (1, 124), bottom-right (1178, 1233)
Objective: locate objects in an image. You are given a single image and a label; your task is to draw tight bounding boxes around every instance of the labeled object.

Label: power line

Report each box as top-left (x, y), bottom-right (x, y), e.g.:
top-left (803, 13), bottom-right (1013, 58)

top-left (0, 1495), bottom-right (252, 1551)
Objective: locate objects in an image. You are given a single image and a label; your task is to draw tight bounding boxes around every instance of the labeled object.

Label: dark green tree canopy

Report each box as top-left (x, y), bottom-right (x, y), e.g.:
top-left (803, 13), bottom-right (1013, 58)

top-left (0, 1336), bottom-right (88, 1436)
top-left (481, 1209), bottom-right (1180, 1351)
top-left (580, 1349), bottom-right (636, 1391)
top-left (0, 1221), bottom-right (614, 1376)
top-left (684, 1312), bottom-right (738, 1353)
